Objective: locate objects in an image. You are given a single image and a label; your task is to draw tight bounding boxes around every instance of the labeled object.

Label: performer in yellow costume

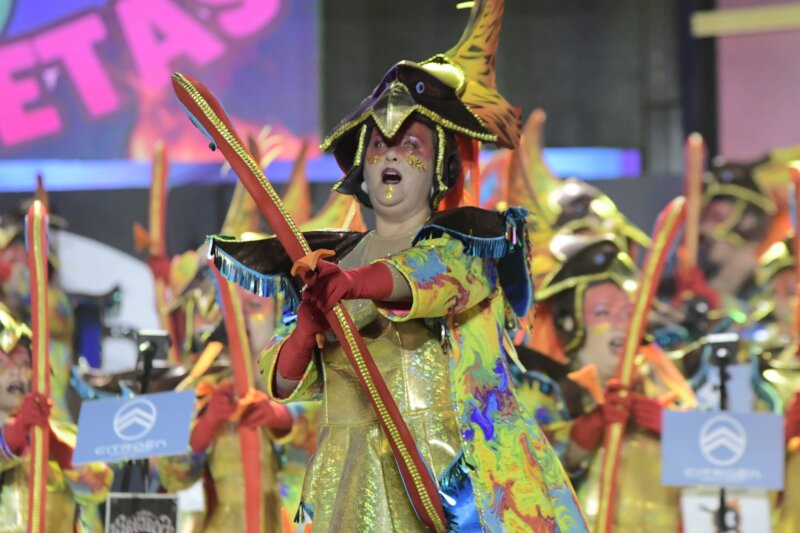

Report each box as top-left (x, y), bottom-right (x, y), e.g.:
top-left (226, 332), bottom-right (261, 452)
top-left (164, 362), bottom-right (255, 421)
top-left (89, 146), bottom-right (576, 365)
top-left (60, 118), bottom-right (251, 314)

top-left (698, 146), bottom-right (799, 306)
top-left (518, 233), bottom-right (696, 532)
top-left (493, 108), bottom-right (650, 271)
top-left (203, 1), bottom-right (587, 531)
top-left (0, 303), bottom-right (112, 532)
top-left (0, 190), bottom-right (75, 423)
top-left (746, 239), bottom-right (800, 405)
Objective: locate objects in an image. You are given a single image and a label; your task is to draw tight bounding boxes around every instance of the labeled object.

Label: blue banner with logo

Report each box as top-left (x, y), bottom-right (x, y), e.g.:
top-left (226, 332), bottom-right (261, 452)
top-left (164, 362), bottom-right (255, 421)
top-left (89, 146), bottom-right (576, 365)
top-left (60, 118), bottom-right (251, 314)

top-left (73, 390), bottom-right (195, 465)
top-left (662, 411), bottom-right (784, 490)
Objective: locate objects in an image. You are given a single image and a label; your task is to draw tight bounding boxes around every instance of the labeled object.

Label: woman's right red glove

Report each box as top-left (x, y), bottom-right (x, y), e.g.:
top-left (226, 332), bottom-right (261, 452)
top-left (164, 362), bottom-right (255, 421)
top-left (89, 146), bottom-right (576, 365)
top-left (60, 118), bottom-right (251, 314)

top-left (0, 259), bottom-right (12, 284)
top-left (190, 383), bottom-right (237, 453)
top-left (569, 382), bottom-right (633, 451)
top-left (785, 392), bottom-right (800, 445)
top-left (3, 392), bottom-right (51, 455)
top-left (303, 260), bottom-right (394, 312)
top-left (276, 295), bottom-right (329, 381)
top-left (569, 407), bottom-right (605, 451)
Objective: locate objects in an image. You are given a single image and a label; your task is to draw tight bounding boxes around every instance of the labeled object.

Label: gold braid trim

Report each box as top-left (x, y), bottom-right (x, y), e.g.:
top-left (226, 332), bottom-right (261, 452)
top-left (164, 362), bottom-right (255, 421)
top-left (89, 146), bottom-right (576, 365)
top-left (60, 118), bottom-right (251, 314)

top-left (433, 124), bottom-right (447, 205)
top-left (30, 203), bottom-right (47, 533)
top-left (321, 104), bottom-right (497, 152)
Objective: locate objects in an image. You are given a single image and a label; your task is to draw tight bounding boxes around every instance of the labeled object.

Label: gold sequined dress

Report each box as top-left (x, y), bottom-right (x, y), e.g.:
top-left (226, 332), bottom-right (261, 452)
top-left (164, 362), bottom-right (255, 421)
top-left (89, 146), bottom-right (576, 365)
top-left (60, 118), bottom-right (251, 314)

top-left (281, 232), bottom-right (462, 531)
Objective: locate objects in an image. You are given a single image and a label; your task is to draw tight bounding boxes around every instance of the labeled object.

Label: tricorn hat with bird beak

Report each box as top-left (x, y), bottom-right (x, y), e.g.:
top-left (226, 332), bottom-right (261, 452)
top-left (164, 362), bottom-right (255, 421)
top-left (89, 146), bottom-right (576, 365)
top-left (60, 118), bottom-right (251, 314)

top-left (322, 0), bottom-right (521, 209)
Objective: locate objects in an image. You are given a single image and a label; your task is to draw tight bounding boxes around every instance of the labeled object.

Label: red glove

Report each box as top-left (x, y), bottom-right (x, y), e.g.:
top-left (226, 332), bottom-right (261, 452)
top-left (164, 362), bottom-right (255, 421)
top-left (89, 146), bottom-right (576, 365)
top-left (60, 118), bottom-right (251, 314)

top-left (569, 381), bottom-right (633, 451)
top-left (239, 398), bottom-right (293, 436)
top-left (146, 255), bottom-right (171, 282)
top-left (190, 383), bottom-right (237, 453)
top-left (0, 259), bottom-right (12, 284)
top-left (631, 394), bottom-right (663, 434)
top-left (569, 407), bottom-right (604, 451)
top-left (49, 431), bottom-right (74, 470)
top-left (304, 260), bottom-right (394, 312)
top-left (276, 296), bottom-right (329, 381)
top-left (785, 392), bottom-right (800, 444)
top-left (3, 392), bottom-right (51, 455)
top-left (601, 381), bottom-right (633, 425)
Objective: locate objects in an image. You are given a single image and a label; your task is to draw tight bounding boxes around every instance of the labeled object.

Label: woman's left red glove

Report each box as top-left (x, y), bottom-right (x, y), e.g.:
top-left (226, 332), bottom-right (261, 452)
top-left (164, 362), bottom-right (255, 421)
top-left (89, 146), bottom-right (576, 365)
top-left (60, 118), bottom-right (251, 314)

top-left (239, 398), bottom-right (293, 435)
top-left (304, 261), bottom-right (394, 312)
top-left (0, 259), bottom-right (12, 284)
top-left (785, 392), bottom-right (800, 444)
top-left (49, 431), bottom-right (73, 470)
top-left (630, 394), bottom-right (663, 434)
top-left (3, 392), bottom-right (50, 455)
top-left (190, 384), bottom-right (237, 453)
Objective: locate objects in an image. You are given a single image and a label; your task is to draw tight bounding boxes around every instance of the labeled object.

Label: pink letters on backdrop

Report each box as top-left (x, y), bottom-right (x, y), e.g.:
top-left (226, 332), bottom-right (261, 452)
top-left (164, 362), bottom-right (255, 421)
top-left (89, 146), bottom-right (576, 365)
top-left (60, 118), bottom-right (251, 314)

top-left (116, 0), bottom-right (226, 91)
top-left (0, 0), bottom-right (284, 146)
top-left (0, 42), bottom-right (60, 145)
top-left (32, 14), bottom-right (119, 118)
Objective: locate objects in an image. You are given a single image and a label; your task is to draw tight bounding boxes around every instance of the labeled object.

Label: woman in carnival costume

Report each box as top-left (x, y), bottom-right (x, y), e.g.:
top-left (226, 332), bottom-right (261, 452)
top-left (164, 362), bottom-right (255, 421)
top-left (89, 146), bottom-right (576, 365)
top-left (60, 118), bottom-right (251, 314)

top-left (493, 109), bottom-right (651, 270)
top-left (748, 236), bottom-right (800, 531)
top-left (746, 238), bottom-right (800, 406)
top-left (0, 303), bottom-right (112, 532)
top-left (520, 233), bottom-right (696, 532)
top-left (0, 182), bottom-right (76, 423)
top-left (697, 146), bottom-right (799, 307)
top-left (199, 1), bottom-right (587, 531)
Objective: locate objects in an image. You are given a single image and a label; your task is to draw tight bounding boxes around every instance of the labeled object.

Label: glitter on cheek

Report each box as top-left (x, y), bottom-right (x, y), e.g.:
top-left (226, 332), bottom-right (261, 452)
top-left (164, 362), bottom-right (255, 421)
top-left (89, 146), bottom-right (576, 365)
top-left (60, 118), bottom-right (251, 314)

top-left (406, 154), bottom-right (427, 173)
top-left (366, 155), bottom-right (382, 165)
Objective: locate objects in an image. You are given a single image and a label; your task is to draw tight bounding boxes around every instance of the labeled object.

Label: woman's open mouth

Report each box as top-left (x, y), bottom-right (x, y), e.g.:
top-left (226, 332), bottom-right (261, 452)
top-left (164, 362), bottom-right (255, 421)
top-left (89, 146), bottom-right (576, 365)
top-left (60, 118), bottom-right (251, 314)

top-left (382, 167), bottom-right (402, 184)
top-left (6, 382), bottom-right (25, 395)
top-left (609, 336), bottom-right (623, 354)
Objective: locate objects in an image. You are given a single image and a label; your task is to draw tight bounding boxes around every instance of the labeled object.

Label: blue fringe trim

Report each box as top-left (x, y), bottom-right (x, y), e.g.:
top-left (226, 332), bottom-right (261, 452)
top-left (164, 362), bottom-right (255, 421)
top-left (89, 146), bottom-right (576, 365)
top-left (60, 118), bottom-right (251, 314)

top-left (295, 502), bottom-right (314, 523)
top-left (413, 206), bottom-right (529, 259)
top-left (438, 452), bottom-right (481, 532)
top-left (207, 237), bottom-right (299, 311)
top-left (412, 206), bottom-right (533, 316)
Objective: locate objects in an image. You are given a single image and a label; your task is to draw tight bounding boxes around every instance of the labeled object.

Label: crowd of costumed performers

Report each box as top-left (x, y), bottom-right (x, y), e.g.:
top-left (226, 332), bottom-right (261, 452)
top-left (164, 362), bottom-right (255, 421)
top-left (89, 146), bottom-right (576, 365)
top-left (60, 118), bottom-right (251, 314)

top-left (3, 0), bottom-right (800, 532)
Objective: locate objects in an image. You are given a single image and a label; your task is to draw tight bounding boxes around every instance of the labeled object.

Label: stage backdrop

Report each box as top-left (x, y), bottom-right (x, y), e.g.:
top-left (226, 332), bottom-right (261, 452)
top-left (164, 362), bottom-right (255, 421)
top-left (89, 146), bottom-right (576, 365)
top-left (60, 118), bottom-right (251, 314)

top-left (717, 0), bottom-right (800, 159)
top-left (0, 0), bottom-right (319, 161)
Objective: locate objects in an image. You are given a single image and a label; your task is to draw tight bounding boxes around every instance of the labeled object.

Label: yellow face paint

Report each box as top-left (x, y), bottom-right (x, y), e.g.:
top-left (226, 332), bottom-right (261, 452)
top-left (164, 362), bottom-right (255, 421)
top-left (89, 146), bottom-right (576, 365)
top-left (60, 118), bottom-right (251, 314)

top-left (367, 155), bottom-right (382, 165)
top-left (406, 154), bottom-right (427, 173)
top-left (385, 183), bottom-right (394, 201)
top-left (588, 322), bottom-right (612, 334)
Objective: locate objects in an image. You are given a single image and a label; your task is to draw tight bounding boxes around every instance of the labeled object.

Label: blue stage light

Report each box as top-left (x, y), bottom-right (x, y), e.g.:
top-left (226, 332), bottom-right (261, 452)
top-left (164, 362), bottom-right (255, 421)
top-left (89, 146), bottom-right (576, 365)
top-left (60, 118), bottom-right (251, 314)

top-left (0, 148), bottom-right (642, 192)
